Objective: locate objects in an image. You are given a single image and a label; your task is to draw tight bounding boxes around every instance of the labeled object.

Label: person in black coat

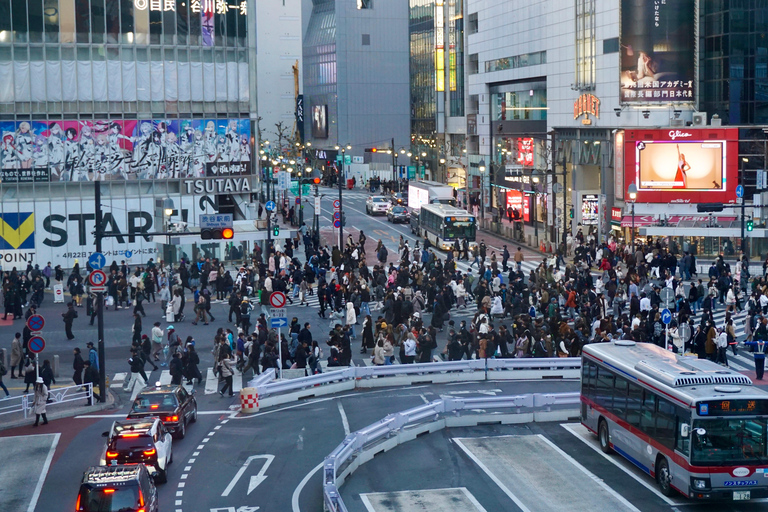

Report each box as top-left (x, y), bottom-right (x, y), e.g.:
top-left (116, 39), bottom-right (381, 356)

top-left (141, 335), bottom-right (158, 371)
top-left (185, 345), bottom-right (203, 385)
top-left (72, 348), bottom-right (85, 386)
top-left (40, 359), bottom-right (55, 389)
top-left (83, 360), bottom-right (100, 405)
top-left (169, 352), bottom-right (184, 385)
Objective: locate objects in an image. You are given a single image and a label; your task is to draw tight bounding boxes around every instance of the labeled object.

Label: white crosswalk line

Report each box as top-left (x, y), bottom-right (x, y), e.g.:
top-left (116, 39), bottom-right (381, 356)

top-left (204, 367), bottom-right (218, 395)
top-left (158, 370), bottom-right (172, 386)
top-left (233, 366), bottom-right (243, 393)
top-left (129, 376), bottom-right (146, 402)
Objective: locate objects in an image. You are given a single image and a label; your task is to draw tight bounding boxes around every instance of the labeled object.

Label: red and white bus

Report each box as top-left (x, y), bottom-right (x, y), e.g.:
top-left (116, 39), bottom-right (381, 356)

top-left (582, 341), bottom-right (768, 501)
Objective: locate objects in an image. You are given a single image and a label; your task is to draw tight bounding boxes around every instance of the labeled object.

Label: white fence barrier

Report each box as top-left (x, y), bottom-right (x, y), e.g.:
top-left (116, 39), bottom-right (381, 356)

top-left (0, 383), bottom-right (93, 419)
top-left (321, 391), bottom-right (581, 512)
top-left (248, 358), bottom-right (581, 409)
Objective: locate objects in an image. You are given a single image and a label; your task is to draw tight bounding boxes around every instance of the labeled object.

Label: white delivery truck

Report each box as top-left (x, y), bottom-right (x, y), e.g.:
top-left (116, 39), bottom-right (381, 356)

top-left (407, 180), bottom-right (456, 211)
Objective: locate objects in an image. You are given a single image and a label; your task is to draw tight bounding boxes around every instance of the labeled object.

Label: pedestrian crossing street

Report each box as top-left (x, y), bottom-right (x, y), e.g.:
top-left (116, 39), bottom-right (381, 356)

top-left (110, 365), bottom-right (244, 399)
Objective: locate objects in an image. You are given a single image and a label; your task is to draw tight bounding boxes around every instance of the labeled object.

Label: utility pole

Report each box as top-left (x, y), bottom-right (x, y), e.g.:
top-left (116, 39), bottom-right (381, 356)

top-left (741, 157), bottom-right (748, 256)
top-left (94, 182), bottom-right (106, 402)
top-left (338, 157), bottom-right (344, 249)
top-left (266, 159), bottom-right (272, 253)
top-left (391, 137), bottom-right (397, 192)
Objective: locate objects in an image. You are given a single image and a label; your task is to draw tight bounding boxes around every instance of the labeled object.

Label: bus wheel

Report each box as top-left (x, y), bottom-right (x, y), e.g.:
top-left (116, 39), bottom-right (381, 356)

top-left (598, 419), bottom-right (612, 454)
top-left (656, 457), bottom-right (674, 497)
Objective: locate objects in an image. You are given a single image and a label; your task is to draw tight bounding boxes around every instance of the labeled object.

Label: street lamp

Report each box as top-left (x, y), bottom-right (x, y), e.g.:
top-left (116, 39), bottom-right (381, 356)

top-left (334, 144), bottom-right (352, 249)
top-left (627, 183), bottom-right (637, 254)
top-left (531, 169), bottom-right (540, 243)
top-left (478, 159), bottom-right (486, 219)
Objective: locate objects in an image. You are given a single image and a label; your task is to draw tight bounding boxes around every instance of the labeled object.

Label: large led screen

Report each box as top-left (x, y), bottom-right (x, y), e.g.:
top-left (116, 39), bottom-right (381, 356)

top-left (636, 140), bottom-right (725, 191)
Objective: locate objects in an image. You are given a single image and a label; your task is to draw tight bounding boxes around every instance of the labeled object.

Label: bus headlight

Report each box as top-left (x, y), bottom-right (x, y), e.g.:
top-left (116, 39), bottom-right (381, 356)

top-left (691, 477), bottom-right (710, 490)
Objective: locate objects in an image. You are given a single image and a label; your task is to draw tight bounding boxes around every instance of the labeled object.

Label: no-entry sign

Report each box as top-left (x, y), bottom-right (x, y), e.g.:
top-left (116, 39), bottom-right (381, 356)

top-left (269, 291), bottom-right (286, 308)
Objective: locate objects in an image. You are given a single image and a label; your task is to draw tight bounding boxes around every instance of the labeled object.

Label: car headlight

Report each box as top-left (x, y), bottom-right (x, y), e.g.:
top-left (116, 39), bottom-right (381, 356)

top-left (691, 478), bottom-right (710, 490)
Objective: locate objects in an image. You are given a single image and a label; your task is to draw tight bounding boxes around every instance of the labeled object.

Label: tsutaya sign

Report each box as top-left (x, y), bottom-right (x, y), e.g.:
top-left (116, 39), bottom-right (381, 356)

top-left (574, 94), bottom-right (600, 125)
top-left (134, 0), bottom-right (247, 15)
top-left (183, 177), bottom-right (252, 194)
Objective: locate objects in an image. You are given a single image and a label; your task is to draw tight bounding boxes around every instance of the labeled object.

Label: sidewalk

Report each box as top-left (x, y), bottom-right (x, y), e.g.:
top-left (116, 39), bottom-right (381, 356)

top-left (0, 388), bottom-right (117, 432)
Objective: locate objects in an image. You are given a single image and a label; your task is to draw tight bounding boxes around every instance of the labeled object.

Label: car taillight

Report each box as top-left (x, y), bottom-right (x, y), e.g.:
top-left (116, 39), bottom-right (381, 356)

top-left (121, 433), bottom-right (140, 438)
top-left (143, 448), bottom-right (156, 457)
top-left (76, 495), bottom-right (81, 511)
top-left (103, 489), bottom-right (115, 494)
top-left (139, 489), bottom-right (145, 507)
top-left (106, 451), bottom-right (118, 458)
top-left (165, 415), bottom-right (178, 422)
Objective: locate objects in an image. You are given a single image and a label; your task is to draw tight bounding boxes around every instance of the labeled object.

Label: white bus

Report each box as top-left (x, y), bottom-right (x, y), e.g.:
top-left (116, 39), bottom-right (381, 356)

top-left (410, 203), bottom-right (476, 251)
top-left (582, 341), bottom-right (768, 502)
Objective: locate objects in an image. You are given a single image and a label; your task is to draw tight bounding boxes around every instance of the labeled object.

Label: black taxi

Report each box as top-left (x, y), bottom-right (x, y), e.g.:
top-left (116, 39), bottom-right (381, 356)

top-left (127, 384), bottom-right (197, 439)
top-left (76, 465), bottom-right (158, 512)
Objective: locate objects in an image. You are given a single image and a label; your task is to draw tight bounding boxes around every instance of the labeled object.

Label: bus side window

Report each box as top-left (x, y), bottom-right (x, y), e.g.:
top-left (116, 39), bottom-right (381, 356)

top-left (626, 382), bottom-right (643, 428)
top-left (595, 366), bottom-right (615, 412)
top-left (640, 390), bottom-right (657, 435)
top-left (675, 408), bottom-right (691, 455)
top-left (581, 360), bottom-right (596, 399)
top-left (613, 376), bottom-right (629, 419)
top-left (656, 398), bottom-right (677, 450)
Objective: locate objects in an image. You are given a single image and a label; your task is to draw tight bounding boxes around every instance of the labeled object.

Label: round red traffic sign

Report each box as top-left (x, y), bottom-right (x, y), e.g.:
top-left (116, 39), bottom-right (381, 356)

top-left (269, 291), bottom-right (286, 308)
top-left (26, 314), bottom-right (45, 332)
top-left (333, 199), bottom-right (341, 209)
top-left (334, 220), bottom-right (341, 228)
top-left (89, 269), bottom-right (107, 287)
top-left (28, 336), bottom-right (45, 354)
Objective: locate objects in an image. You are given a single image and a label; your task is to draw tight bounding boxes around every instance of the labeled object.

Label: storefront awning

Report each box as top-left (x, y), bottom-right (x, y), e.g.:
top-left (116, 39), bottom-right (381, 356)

top-left (621, 215), bottom-right (656, 227)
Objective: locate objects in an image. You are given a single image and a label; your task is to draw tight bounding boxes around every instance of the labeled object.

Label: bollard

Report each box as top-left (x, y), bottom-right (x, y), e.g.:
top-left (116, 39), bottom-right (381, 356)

top-left (53, 354), bottom-right (60, 378)
top-left (239, 387), bottom-right (259, 414)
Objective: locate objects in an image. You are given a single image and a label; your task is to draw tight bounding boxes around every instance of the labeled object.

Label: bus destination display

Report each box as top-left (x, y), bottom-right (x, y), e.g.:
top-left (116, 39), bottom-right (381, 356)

top-left (698, 400), bottom-right (768, 416)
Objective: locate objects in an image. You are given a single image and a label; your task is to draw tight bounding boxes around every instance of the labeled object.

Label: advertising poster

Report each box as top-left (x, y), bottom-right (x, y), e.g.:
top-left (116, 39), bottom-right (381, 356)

top-left (581, 194), bottom-right (599, 225)
top-left (619, 0), bottom-right (695, 103)
top-left (311, 105), bottom-right (328, 139)
top-left (0, 118), bottom-right (250, 182)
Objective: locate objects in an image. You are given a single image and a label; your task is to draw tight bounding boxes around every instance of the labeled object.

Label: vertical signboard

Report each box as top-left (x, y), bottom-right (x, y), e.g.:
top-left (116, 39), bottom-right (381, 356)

top-left (619, 0), bottom-right (695, 103)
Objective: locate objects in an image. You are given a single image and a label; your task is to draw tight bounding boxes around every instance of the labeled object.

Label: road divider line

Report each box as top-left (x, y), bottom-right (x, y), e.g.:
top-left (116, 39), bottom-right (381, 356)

top-left (337, 400), bottom-right (350, 435)
top-left (27, 432), bottom-right (60, 512)
top-left (292, 461), bottom-right (324, 512)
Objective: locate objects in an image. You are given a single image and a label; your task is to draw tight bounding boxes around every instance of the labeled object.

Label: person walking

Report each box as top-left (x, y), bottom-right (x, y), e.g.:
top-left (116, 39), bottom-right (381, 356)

top-left (10, 332), bottom-right (23, 379)
top-left (40, 359), bottom-right (55, 390)
top-left (185, 345), bottom-right (203, 386)
top-left (83, 360), bottom-right (100, 405)
top-left (126, 349), bottom-right (148, 390)
top-left (217, 355), bottom-right (234, 396)
top-left (0, 357), bottom-right (9, 398)
top-left (72, 347), bottom-right (85, 387)
top-left (87, 341), bottom-right (99, 372)
top-left (131, 313), bottom-right (143, 347)
top-left (62, 302), bottom-right (78, 340)
top-left (169, 352), bottom-right (184, 386)
top-left (23, 357), bottom-right (36, 394)
top-left (32, 377), bottom-right (49, 426)
top-left (141, 335), bottom-right (159, 371)
top-left (151, 322), bottom-right (164, 365)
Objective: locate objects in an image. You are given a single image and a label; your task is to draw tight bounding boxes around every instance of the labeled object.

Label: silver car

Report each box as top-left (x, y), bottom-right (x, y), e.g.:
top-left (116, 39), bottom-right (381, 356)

top-left (366, 195), bottom-right (391, 215)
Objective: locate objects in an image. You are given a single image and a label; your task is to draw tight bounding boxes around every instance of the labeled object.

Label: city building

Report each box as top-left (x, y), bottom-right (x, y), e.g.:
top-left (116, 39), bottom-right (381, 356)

top-left (408, 0), bottom-right (466, 186)
top-left (465, 0), bottom-right (766, 258)
top-left (0, 0), bottom-right (259, 267)
top-left (301, 0), bottom-right (411, 169)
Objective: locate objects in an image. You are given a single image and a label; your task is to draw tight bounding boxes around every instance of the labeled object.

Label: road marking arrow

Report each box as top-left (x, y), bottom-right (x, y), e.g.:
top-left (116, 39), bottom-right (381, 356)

top-left (222, 455), bottom-right (275, 497)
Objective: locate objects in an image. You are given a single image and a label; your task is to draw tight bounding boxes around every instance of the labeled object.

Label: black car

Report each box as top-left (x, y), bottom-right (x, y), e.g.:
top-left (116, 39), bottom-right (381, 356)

top-left (390, 192), bottom-right (408, 206)
top-left (101, 418), bottom-right (173, 483)
top-left (76, 465), bottom-right (159, 512)
top-left (387, 206), bottom-right (410, 223)
top-left (127, 385), bottom-right (197, 439)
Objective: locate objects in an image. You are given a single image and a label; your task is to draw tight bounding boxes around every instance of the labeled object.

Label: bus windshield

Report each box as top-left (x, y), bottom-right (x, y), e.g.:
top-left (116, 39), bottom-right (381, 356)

top-left (691, 418), bottom-right (768, 465)
top-left (444, 218), bottom-right (476, 241)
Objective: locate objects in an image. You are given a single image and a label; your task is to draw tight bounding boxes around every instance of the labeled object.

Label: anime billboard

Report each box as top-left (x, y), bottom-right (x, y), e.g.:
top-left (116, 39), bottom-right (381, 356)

top-left (0, 118), bottom-right (251, 183)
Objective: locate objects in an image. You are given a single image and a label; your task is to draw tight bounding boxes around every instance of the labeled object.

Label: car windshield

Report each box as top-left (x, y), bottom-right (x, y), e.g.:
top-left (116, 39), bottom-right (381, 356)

top-left (110, 436), bottom-right (154, 452)
top-left (131, 393), bottom-right (177, 412)
top-left (79, 486), bottom-right (140, 512)
top-left (372, 197), bottom-right (388, 203)
top-left (691, 418), bottom-right (768, 465)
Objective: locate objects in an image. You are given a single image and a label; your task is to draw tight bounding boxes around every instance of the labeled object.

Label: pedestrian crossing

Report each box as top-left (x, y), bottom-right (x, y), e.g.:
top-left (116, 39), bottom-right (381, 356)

top-left (110, 365), bottom-right (244, 400)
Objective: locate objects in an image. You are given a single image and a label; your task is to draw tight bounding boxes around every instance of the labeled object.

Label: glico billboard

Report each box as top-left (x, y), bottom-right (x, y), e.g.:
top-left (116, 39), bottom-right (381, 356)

top-left (624, 128), bottom-right (739, 204)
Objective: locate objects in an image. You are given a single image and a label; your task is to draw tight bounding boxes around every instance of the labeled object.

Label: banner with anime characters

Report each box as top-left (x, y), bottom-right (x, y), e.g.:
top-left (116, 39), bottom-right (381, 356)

top-left (0, 118), bottom-right (251, 183)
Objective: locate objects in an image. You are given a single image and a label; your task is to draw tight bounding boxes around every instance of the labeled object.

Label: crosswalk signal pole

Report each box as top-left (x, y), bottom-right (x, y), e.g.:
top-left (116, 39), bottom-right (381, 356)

top-left (94, 181), bottom-right (106, 402)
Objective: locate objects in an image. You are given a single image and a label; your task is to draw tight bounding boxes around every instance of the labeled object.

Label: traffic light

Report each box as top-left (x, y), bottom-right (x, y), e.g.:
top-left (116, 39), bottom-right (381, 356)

top-left (365, 147), bottom-right (378, 153)
top-left (569, 207), bottom-right (574, 219)
top-left (747, 219), bottom-right (754, 231)
top-left (697, 203), bottom-right (725, 213)
top-left (201, 227), bottom-right (233, 239)
top-left (273, 225), bottom-right (280, 237)
top-left (313, 177), bottom-right (321, 185)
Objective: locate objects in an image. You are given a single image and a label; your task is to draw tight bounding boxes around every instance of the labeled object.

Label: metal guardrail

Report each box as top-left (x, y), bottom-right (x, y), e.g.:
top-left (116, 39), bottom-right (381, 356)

top-left (0, 383), bottom-right (93, 419)
top-left (248, 357), bottom-right (581, 407)
top-left (321, 391), bottom-right (581, 512)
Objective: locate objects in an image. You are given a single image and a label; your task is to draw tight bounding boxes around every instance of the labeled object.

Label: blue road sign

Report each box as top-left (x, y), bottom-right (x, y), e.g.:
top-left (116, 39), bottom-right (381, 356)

top-left (736, 185), bottom-right (744, 198)
top-left (265, 201), bottom-right (276, 212)
top-left (333, 220), bottom-right (341, 228)
top-left (270, 317), bottom-right (288, 328)
top-left (529, 306), bottom-right (536, 318)
top-left (661, 308), bottom-right (672, 325)
top-left (88, 252), bottom-right (106, 270)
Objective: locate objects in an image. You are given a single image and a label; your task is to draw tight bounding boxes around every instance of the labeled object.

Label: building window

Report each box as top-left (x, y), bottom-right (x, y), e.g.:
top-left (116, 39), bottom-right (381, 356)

top-left (362, 33), bottom-right (370, 45)
top-left (603, 37), bottom-right (619, 54)
top-left (485, 51), bottom-right (546, 73)
top-left (575, 0), bottom-right (595, 90)
top-left (467, 12), bottom-right (477, 35)
top-left (468, 53), bottom-right (478, 75)
top-left (357, 0), bottom-right (372, 9)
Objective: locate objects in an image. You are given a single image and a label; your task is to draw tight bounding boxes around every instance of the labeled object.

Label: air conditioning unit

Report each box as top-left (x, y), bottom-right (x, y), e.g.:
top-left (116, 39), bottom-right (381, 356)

top-left (670, 119), bottom-right (685, 127)
top-left (692, 112), bottom-right (707, 126)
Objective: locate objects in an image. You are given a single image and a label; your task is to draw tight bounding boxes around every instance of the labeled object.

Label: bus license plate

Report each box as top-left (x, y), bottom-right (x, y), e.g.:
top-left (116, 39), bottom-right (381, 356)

top-left (733, 491), bottom-right (751, 501)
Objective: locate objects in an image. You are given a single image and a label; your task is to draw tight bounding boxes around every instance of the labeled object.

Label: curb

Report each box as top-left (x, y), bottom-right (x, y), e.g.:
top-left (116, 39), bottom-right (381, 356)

top-left (0, 389), bottom-right (118, 432)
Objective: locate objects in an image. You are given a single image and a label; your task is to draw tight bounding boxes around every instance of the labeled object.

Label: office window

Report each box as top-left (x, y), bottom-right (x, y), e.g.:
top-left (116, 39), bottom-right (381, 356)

top-left (75, 0), bottom-right (90, 43)
top-left (603, 37), bottom-right (619, 54)
top-left (575, 0), bottom-right (595, 90)
top-left (28, 0), bottom-right (44, 42)
top-left (91, 0), bottom-right (105, 44)
top-left (357, 0), bottom-right (373, 8)
top-left (12, 0), bottom-right (29, 42)
top-left (120, 0), bottom-right (134, 44)
top-left (362, 33), bottom-right (370, 45)
top-left (467, 13), bottom-right (478, 35)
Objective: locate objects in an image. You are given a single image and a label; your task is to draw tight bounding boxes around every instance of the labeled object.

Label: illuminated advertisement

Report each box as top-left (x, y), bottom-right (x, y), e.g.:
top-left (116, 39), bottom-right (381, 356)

top-left (581, 194), bottom-right (598, 225)
top-left (619, 0), bottom-right (695, 103)
top-left (311, 105), bottom-right (328, 139)
top-left (506, 190), bottom-right (529, 222)
top-left (624, 128), bottom-right (738, 204)
top-left (517, 138), bottom-right (534, 166)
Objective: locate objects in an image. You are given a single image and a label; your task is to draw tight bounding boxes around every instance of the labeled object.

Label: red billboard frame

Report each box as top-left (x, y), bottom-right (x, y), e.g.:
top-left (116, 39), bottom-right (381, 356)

top-left (624, 128), bottom-right (739, 204)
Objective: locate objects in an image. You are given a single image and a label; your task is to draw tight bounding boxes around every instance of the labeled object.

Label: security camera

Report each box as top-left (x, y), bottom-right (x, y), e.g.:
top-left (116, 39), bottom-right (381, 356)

top-left (642, 110), bottom-right (650, 119)
top-left (614, 108), bottom-right (621, 117)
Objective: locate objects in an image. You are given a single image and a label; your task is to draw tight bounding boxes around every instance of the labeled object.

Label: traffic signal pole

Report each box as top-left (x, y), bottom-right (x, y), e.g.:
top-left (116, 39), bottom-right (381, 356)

top-left (266, 162), bottom-right (272, 252)
top-left (338, 158), bottom-right (344, 249)
top-left (94, 181), bottom-right (106, 402)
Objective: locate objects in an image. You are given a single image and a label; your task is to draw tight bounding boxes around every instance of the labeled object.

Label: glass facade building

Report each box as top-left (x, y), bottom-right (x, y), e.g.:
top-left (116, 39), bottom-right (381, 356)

top-left (409, 0), bottom-right (436, 138)
top-left (701, 1), bottom-right (768, 124)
